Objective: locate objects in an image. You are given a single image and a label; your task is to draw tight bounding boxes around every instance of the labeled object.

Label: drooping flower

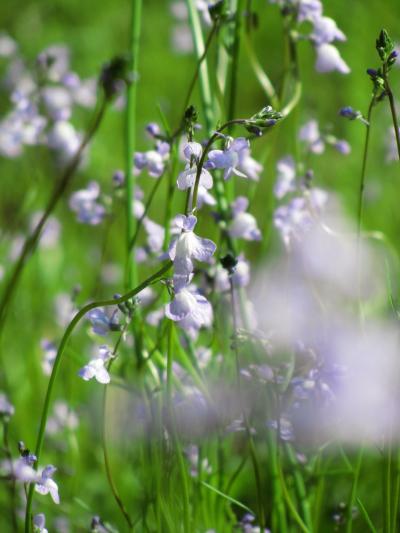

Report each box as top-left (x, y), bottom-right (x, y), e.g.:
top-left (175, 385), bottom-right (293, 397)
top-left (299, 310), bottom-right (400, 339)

top-left (86, 307), bottom-right (120, 335)
top-left (33, 513), bottom-right (48, 533)
top-left (168, 214), bottom-right (216, 289)
top-left (166, 285), bottom-right (213, 338)
top-left (35, 465), bottom-right (60, 504)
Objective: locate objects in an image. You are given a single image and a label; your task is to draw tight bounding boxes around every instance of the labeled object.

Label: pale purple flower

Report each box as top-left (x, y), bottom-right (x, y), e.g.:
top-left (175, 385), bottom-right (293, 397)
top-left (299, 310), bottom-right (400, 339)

top-left (41, 339), bottom-right (57, 375)
top-left (30, 213), bottom-right (60, 248)
top-left (47, 401), bottom-right (79, 435)
top-left (78, 345), bottom-right (112, 384)
top-left (237, 147), bottom-right (263, 181)
top-left (86, 307), bottom-right (120, 335)
top-left (69, 181), bottom-right (106, 225)
top-left (197, 185), bottom-right (216, 208)
top-left (228, 197), bottom-right (261, 241)
top-left (166, 286), bottom-right (213, 338)
top-left (33, 514), bottom-right (48, 533)
top-left (333, 139), bottom-right (351, 154)
top-left (311, 16), bottom-right (346, 45)
top-left (207, 137), bottom-right (249, 180)
top-left (274, 156), bottom-right (296, 198)
top-left (168, 214), bottom-right (216, 289)
top-left (177, 141), bottom-right (213, 191)
top-left (47, 120), bottom-right (82, 164)
top-left (297, 0), bottom-right (322, 22)
top-left (315, 44), bottom-right (350, 74)
top-left (143, 217), bottom-right (165, 254)
top-left (35, 465), bottom-right (60, 504)
top-left (0, 393), bottom-right (14, 417)
top-left (70, 77), bottom-right (97, 108)
top-left (134, 140), bottom-right (170, 178)
top-left (37, 45), bottom-right (70, 82)
top-left (41, 86), bottom-right (72, 121)
top-left (274, 188), bottom-right (328, 248)
top-left (299, 120), bottom-right (325, 153)
top-left (1, 457), bottom-right (37, 483)
top-left (146, 122), bottom-right (161, 138)
top-left (214, 255), bottom-right (250, 292)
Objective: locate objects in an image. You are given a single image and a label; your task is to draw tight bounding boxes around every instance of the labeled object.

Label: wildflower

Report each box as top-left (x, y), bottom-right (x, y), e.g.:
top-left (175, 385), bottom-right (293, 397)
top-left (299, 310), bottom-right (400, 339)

top-left (0, 393), bottom-right (14, 418)
top-left (47, 401), bottom-right (79, 435)
top-left (41, 339), bottom-right (57, 375)
top-left (166, 285), bottom-right (213, 338)
top-left (274, 156), bottom-right (296, 198)
top-left (69, 181), bottom-right (106, 225)
top-left (0, 33), bottom-right (17, 57)
top-left (35, 465), bottom-right (60, 504)
top-left (177, 141), bottom-right (213, 190)
top-left (228, 197), bottom-right (261, 241)
top-left (214, 254), bottom-right (250, 292)
top-left (33, 514), bottom-right (48, 533)
top-left (134, 140), bottom-right (170, 178)
top-left (47, 120), bottom-right (82, 164)
top-left (310, 16), bottom-right (346, 45)
top-left (86, 307), bottom-right (120, 335)
top-left (168, 214), bottom-right (216, 289)
top-left (315, 43), bottom-right (350, 74)
top-left (143, 217), bottom-right (165, 254)
top-left (207, 137), bottom-right (249, 180)
top-left (78, 345), bottom-right (112, 384)
top-left (299, 120), bottom-right (325, 154)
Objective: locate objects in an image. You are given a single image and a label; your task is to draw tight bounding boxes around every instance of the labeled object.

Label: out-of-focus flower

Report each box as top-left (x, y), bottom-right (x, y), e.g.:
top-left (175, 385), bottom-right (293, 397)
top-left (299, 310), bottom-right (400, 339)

top-left (134, 140), bottom-right (170, 178)
top-left (274, 156), bottom-right (296, 199)
top-left (69, 181), bottom-right (106, 225)
top-left (33, 513), bottom-right (48, 533)
top-left (35, 465), bottom-right (60, 504)
top-left (315, 44), bottom-right (350, 74)
top-left (86, 307), bottom-right (120, 336)
top-left (228, 197), bottom-right (261, 241)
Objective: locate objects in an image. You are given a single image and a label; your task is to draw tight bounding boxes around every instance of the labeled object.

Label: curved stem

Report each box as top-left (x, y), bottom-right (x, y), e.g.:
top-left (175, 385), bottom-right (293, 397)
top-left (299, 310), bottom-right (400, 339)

top-left (0, 97), bottom-right (108, 334)
top-left (24, 261), bottom-right (172, 532)
top-left (125, 0), bottom-right (143, 290)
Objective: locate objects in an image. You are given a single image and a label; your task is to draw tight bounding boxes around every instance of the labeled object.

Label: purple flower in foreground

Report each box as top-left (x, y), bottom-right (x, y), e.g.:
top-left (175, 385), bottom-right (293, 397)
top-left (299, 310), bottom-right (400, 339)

top-left (166, 286), bottom-right (213, 338)
top-left (78, 345), bottom-right (112, 384)
top-left (207, 137), bottom-right (249, 180)
top-left (178, 141), bottom-right (213, 191)
top-left (168, 214), bottom-right (216, 289)
top-left (35, 465), bottom-right (60, 504)
top-left (134, 140), bottom-right (170, 178)
top-left (228, 197), bottom-right (261, 241)
top-left (69, 181), bottom-right (106, 225)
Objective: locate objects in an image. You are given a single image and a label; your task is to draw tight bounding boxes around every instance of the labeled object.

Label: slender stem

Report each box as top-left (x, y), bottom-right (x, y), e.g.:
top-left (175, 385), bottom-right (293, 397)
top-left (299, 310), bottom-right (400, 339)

top-left (383, 70), bottom-right (400, 161)
top-left (229, 280), bottom-right (265, 528)
top-left (357, 96), bottom-right (375, 238)
top-left (185, 0), bottom-right (214, 133)
top-left (125, 0), bottom-right (143, 290)
top-left (0, 98), bottom-right (108, 334)
top-left (227, 0), bottom-right (245, 125)
top-left (101, 325), bottom-right (133, 529)
top-left (346, 447), bottom-right (364, 533)
top-left (3, 421), bottom-right (18, 531)
top-left (24, 261), bottom-right (172, 532)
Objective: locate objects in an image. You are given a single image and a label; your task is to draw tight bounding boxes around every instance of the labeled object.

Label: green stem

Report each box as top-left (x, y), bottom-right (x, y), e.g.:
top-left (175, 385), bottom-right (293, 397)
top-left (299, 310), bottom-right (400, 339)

top-left (185, 0), bottom-right (215, 133)
top-left (383, 70), bottom-right (400, 161)
top-left (0, 97), bottom-right (108, 334)
top-left (125, 0), bottom-right (143, 290)
top-left (24, 261), bottom-right (172, 532)
top-left (3, 421), bottom-right (18, 532)
top-left (357, 96), bottom-right (375, 237)
top-left (227, 0), bottom-right (245, 125)
top-left (346, 447), bottom-right (364, 533)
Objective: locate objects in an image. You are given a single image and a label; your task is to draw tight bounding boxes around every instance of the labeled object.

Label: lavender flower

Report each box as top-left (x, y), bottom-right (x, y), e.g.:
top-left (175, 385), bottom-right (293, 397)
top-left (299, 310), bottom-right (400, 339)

top-left (274, 156), bottom-right (296, 198)
top-left (35, 465), bottom-right (60, 504)
top-left (134, 140), bottom-right (170, 178)
top-left (0, 393), bottom-right (14, 418)
top-left (207, 137), bottom-right (249, 180)
top-left (166, 285), bottom-right (213, 338)
top-left (41, 339), bottom-right (57, 375)
top-left (78, 345), bottom-right (112, 384)
top-left (315, 43), bottom-right (350, 74)
top-left (168, 214), bottom-right (216, 289)
top-left (177, 142), bottom-right (213, 191)
top-left (299, 120), bottom-right (325, 154)
top-left (86, 307), bottom-right (120, 335)
top-left (228, 197), bottom-right (261, 241)
top-left (69, 181), bottom-right (106, 225)
top-left (33, 514), bottom-right (48, 533)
